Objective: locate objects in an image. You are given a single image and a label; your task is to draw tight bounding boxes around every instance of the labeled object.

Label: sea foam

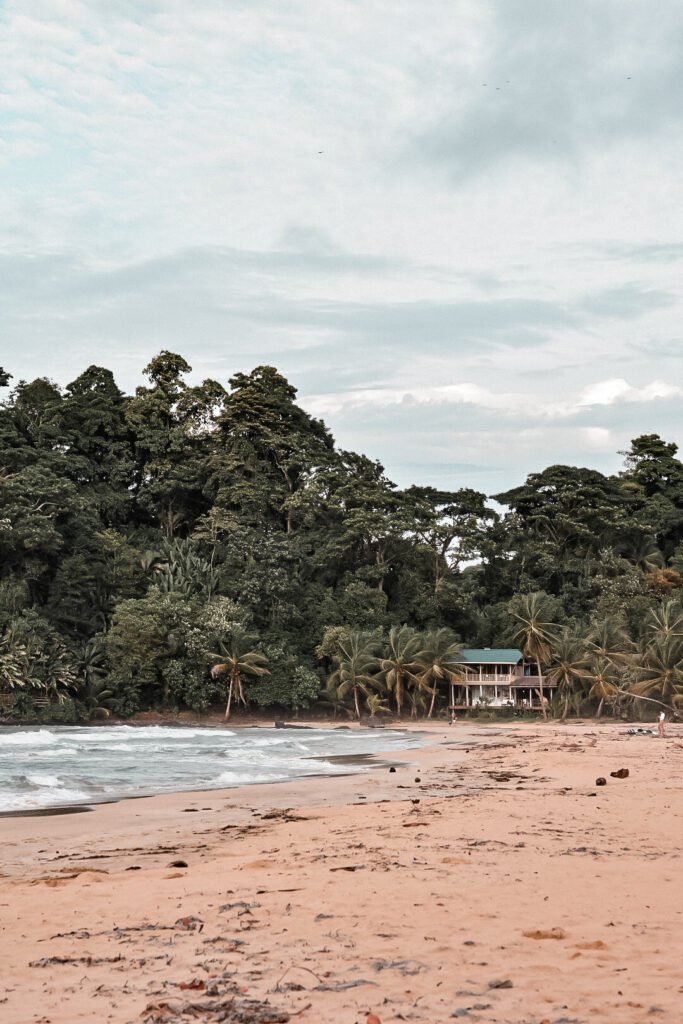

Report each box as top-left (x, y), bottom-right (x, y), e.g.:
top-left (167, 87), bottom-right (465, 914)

top-left (0, 724), bottom-right (418, 812)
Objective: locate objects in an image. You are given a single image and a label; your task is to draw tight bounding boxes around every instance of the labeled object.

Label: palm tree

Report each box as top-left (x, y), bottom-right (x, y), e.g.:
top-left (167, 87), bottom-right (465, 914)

top-left (583, 616), bottom-right (635, 718)
top-left (36, 640), bottom-right (76, 704)
top-left (73, 639), bottom-right (115, 718)
top-left (0, 632), bottom-right (34, 693)
top-left (415, 628), bottom-right (467, 718)
top-left (546, 630), bottom-right (589, 721)
top-left (630, 536), bottom-right (665, 573)
top-left (365, 692), bottom-right (390, 718)
top-left (644, 601), bottom-right (683, 641)
top-left (327, 631), bottom-right (380, 721)
top-left (584, 615), bottom-right (634, 663)
top-left (510, 593), bottom-right (557, 721)
top-left (631, 635), bottom-right (683, 711)
top-left (210, 631), bottom-right (270, 720)
top-left (406, 686), bottom-right (429, 719)
top-left (379, 625), bottom-right (423, 718)
top-left (586, 656), bottom-right (623, 718)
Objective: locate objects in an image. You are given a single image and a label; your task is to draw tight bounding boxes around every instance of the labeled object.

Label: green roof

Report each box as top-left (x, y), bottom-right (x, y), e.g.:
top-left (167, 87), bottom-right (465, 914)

top-left (460, 648), bottom-right (522, 665)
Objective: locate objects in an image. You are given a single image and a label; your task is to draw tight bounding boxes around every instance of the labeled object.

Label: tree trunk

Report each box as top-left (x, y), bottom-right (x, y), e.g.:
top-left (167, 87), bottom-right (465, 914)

top-left (353, 684), bottom-right (361, 720)
top-left (561, 694), bottom-right (569, 722)
top-left (536, 657), bottom-right (547, 721)
top-left (225, 677), bottom-right (234, 720)
top-left (596, 697), bottom-right (604, 719)
top-left (428, 676), bottom-right (437, 718)
top-left (376, 546), bottom-right (386, 591)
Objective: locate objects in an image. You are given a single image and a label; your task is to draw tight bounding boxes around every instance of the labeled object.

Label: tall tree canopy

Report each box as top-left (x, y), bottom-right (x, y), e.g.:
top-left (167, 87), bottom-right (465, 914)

top-left (0, 354), bottom-right (681, 720)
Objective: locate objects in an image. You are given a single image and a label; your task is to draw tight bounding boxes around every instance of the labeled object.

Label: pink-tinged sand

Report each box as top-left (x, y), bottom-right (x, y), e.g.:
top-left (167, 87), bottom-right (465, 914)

top-left (0, 721), bottom-right (681, 1024)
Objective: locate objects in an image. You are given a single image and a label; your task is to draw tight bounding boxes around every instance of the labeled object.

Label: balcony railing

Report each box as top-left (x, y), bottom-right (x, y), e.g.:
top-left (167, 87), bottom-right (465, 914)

top-left (463, 673), bottom-right (544, 686)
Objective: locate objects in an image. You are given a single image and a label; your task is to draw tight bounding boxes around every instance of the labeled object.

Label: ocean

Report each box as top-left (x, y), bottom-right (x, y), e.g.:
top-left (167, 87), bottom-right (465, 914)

top-left (0, 724), bottom-right (419, 812)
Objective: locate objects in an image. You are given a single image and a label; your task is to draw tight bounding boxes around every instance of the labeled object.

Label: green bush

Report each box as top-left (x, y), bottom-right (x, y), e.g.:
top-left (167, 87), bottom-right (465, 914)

top-left (244, 642), bottom-right (321, 710)
top-left (38, 698), bottom-right (81, 724)
top-left (163, 659), bottom-right (222, 713)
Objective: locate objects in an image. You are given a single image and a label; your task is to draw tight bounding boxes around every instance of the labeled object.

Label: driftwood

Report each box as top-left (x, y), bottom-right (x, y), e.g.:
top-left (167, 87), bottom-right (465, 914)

top-left (30, 955), bottom-right (125, 967)
top-left (313, 979), bottom-right (376, 991)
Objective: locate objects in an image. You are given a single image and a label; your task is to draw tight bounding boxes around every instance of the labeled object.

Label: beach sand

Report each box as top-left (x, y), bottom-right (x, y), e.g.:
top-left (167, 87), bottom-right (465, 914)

top-left (0, 720), bottom-right (681, 1024)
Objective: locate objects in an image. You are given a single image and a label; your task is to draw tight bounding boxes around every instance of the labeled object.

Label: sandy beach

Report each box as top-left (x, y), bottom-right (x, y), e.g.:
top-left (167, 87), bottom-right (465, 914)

top-left (0, 720), bottom-right (681, 1024)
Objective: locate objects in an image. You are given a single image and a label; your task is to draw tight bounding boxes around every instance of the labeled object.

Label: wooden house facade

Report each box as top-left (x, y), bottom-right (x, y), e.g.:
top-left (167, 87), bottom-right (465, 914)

top-left (449, 648), bottom-right (555, 710)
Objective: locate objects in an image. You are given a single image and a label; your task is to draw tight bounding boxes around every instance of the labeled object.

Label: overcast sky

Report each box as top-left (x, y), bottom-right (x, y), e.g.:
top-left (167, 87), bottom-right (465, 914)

top-left (1, 0), bottom-right (681, 493)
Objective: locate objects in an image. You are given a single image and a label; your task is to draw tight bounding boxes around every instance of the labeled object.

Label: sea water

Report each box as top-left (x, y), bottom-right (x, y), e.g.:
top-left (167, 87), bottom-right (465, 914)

top-left (0, 724), bottom-right (419, 812)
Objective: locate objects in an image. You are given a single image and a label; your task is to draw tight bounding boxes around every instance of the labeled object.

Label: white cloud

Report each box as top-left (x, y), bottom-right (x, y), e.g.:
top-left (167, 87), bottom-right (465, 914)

top-left (305, 377), bottom-right (682, 421)
top-left (578, 378), bottom-right (683, 408)
top-left (0, 0), bottom-right (681, 490)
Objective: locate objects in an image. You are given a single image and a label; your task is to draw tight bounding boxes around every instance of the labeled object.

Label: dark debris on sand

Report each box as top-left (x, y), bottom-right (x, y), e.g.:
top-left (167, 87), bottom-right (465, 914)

top-left (141, 995), bottom-right (290, 1022)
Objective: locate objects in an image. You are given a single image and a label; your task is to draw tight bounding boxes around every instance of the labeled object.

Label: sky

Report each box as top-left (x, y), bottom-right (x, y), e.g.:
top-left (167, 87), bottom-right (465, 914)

top-left (1, 0), bottom-right (682, 494)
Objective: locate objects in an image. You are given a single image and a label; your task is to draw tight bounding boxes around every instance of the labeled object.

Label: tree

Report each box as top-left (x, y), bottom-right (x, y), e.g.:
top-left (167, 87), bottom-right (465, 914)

top-left (1, 612), bottom-right (76, 703)
top-left (415, 628), bottom-right (467, 717)
top-left (546, 630), bottom-right (588, 721)
top-left (126, 351), bottom-right (224, 536)
top-left (631, 636), bottom-right (683, 712)
top-left (328, 453), bottom-right (415, 593)
top-left (509, 593), bottom-right (557, 720)
top-left (408, 485), bottom-right (495, 594)
top-left (644, 600), bottom-right (683, 640)
top-left (586, 656), bottom-right (623, 718)
top-left (210, 365), bottom-right (335, 534)
top-left (583, 616), bottom-right (634, 717)
top-left (584, 615), bottom-right (634, 665)
top-left (61, 366), bottom-right (134, 525)
top-left (621, 434), bottom-right (683, 498)
top-left (620, 434), bottom-right (683, 556)
top-left (210, 630), bottom-right (270, 720)
top-left (365, 692), bottom-right (390, 718)
top-left (2, 349), bottom-right (682, 726)
top-left (327, 630), bottom-right (381, 720)
top-left (72, 638), bottom-right (115, 718)
top-left (105, 589), bottom-right (195, 713)
top-left (495, 465), bottom-right (639, 610)
top-left (379, 625), bottom-right (423, 718)
top-left (0, 630), bottom-right (34, 692)
top-left (5, 377), bottom-right (64, 458)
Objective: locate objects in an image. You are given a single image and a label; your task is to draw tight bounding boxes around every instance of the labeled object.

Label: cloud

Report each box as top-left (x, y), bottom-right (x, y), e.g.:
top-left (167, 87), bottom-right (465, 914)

top-left (408, 0), bottom-right (683, 182)
top-left (577, 287), bottom-right (674, 319)
top-left (577, 378), bottom-right (683, 408)
top-left (1, 244), bottom-right (676, 394)
top-left (0, 0), bottom-right (681, 493)
top-left (305, 376), bottom-right (683, 422)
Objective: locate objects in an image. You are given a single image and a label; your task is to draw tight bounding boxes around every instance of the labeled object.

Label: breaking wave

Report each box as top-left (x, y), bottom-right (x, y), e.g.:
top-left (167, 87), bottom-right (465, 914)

top-left (0, 724), bottom-right (417, 812)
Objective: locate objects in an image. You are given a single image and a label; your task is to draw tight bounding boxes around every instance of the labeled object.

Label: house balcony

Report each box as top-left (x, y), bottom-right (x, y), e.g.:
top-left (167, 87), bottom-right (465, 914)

top-left (449, 675), bottom-right (552, 710)
top-left (464, 673), bottom-right (545, 686)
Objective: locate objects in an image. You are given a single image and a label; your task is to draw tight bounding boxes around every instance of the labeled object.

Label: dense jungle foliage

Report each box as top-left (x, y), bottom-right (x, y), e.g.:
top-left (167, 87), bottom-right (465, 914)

top-left (0, 353), bottom-right (681, 722)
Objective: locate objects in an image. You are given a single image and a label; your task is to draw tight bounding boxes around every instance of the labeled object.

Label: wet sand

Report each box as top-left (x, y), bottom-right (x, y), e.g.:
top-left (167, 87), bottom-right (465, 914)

top-left (0, 720), bottom-right (681, 1023)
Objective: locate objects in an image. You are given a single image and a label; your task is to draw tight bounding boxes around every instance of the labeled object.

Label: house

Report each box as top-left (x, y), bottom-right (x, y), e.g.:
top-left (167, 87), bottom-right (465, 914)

top-left (449, 648), bottom-right (555, 710)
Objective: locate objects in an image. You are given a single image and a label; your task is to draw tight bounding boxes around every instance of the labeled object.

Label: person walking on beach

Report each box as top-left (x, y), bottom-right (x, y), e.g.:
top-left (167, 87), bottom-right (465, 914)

top-left (658, 711), bottom-right (666, 738)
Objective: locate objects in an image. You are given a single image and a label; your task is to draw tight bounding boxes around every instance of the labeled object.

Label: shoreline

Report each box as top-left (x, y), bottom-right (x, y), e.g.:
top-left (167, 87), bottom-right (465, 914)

top-left (1, 720), bottom-right (681, 1023)
top-left (0, 720), bottom-right (433, 819)
top-left (0, 748), bottom-right (428, 821)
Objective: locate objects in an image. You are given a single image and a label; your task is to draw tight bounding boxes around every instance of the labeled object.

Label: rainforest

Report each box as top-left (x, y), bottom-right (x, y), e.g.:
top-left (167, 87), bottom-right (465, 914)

top-left (0, 353), bottom-right (681, 722)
